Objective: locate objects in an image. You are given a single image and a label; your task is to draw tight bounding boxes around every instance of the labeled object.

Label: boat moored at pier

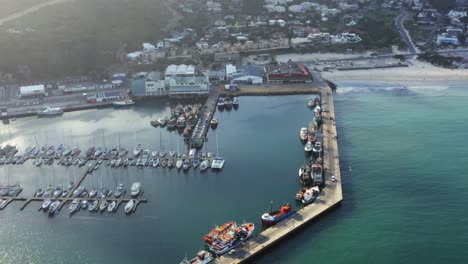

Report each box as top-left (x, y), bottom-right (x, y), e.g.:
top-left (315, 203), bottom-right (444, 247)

top-left (261, 203), bottom-right (295, 227)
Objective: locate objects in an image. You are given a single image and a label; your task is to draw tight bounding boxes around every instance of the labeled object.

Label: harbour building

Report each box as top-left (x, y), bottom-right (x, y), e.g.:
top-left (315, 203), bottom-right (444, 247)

top-left (165, 64), bottom-right (209, 98)
top-left (264, 62), bottom-right (312, 84)
top-left (130, 72), bottom-right (167, 98)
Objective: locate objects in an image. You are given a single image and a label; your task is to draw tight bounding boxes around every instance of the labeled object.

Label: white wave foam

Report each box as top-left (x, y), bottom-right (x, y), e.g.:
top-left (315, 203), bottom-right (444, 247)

top-left (406, 85), bottom-right (449, 91)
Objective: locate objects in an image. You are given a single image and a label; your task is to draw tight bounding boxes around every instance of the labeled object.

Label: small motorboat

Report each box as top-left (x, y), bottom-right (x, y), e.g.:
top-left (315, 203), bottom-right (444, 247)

top-left (296, 187), bottom-right (307, 201)
top-left (35, 188), bottom-right (45, 197)
top-left (161, 159), bottom-right (167, 167)
top-left (88, 200), bottom-right (99, 212)
top-left (125, 199), bottom-right (135, 214)
top-left (69, 199), bottom-right (80, 215)
top-left (130, 182), bottom-right (141, 198)
top-left (182, 159), bottom-right (191, 171)
top-left (304, 141), bottom-right (313, 153)
top-left (42, 199), bottom-right (52, 210)
top-left (48, 201), bottom-right (61, 216)
top-left (200, 160), bottom-right (209, 171)
top-left (307, 98), bottom-right (314, 108)
top-left (99, 200), bottom-right (109, 212)
top-left (299, 127), bottom-right (308, 141)
top-left (192, 159), bottom-right (200, 168)
top-left (180, 250), bottom-right (213, 264)
top-left (108, 200), bottom-right (117, 212)
top-left (176, 159), bottom-right (183, 170)
top-left (114, 184), bottom-right (126, 198)
top-left (81, 200), bottom-right (88, 209)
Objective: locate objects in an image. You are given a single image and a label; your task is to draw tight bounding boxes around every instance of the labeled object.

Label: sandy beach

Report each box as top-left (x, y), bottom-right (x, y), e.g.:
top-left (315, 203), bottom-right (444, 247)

top-left (321, 59), bottom-right (468, 82)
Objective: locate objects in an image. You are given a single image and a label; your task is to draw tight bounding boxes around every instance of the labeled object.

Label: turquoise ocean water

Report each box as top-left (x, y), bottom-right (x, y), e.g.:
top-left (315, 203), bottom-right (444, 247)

top-left (0, 80), bottom-right (467, 263)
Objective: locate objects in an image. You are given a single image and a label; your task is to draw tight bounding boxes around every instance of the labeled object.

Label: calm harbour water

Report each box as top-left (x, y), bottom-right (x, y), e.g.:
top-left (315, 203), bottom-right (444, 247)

top-left (1, 80), bottom-right (468, 263)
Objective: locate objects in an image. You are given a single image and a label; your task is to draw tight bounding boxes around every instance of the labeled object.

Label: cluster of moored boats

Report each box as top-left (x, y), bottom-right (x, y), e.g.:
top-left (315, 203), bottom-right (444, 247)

top-left (0, 143), bottom-right (226, 172)
top-left (296, 97), bottom-right (325, 205)
top-left (37, 182), bottom-right (142, 216)
top-left (217, 96), bottom-right (239, 111)
top-left (181, 201), bottom-right (297, 263)
top-left (150, 104), bottom-right (202, 132)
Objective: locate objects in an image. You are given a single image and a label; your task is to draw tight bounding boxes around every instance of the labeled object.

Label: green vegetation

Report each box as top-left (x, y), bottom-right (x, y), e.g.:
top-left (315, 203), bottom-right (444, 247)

top-left (0, 0), bottom-right (170, 80)
top-left (418, 52), bottom-right (463, 68)
top-left (355, 10), bottom-right (401, 49)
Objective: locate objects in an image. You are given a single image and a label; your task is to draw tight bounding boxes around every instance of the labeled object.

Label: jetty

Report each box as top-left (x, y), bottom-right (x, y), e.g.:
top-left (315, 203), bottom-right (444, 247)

top-left (214, 84), bottom-right (342, 263)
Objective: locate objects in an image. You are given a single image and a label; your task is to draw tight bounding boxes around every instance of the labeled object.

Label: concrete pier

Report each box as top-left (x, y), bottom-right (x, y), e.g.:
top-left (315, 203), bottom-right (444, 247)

top-left (214, 85), bottom-right (342, 263)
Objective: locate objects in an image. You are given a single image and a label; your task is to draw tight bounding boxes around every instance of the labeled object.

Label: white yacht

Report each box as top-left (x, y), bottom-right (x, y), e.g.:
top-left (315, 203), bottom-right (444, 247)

top-left (211, 157), bottom-right (225, 170)
top-left (200, 160), bottom-right (210, 171)
top-left (69, 199), bottom-right (80, 214)
top-left (125, 199), bottom-right (135, 214)
top-left (130, 182), bottom-right (141, 197)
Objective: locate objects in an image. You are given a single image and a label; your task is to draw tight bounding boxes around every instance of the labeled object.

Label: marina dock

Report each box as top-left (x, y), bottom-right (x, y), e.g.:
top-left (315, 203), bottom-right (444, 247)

top-left (0, 158), bottom-right (147, 214)
top-left (214, 85), bottom-right (342, 263)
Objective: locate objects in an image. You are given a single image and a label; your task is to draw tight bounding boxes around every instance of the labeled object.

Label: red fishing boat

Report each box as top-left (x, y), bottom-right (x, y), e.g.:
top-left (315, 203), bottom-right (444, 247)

top-left (203, 221), bottom-right (237, 245)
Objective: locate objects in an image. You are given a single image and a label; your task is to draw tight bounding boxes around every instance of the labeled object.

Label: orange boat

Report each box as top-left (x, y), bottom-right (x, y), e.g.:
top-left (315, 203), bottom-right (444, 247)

top-left (203, 221), bottom-right (237, 245)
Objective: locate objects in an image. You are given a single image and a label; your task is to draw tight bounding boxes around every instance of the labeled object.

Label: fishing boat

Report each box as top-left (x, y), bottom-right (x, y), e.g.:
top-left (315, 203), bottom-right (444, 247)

top-left (312, 142), bottom-right (322, 155)
top-left (69, 199), bottom-right (80, 215)
top-left (261, 203), bottom-right (296, 227)
top-left (209, 223), bottom-right (255, 256)
top-left (217, 98), bottom-right (225, 109)
top-left (108, 200), bottom-right (116, 212)
top-left (42, 199), bottom-right (52, 210)
top-left (203, 221), bottom-right (237, 245)
top-left (210, 118), bottom-right (218, 128)
top-left (299, 127), bottom-right (308, 141)
top-left (312, 163), bottom-right (324, 186)
top-left (125, 199), bottom-right (134, 214)
top-left (112, 99), bottom-right (135, 107)
top-left (150, 120), bottom-right (159, 127)
top-left (298, 166), bottom-right (313, 186)
top-left (296, 187), bottom-right (308, 201)
top-left (180, 250), bottom-right (213, 264)
top-left (304, 140), bottom-right (313, 153)
top-left (307, 98), bottom-right (314, 108)
top-left (48, 201), bottom-right (61, 216)
top-left (158, 117), bottom-right (167, 127)
top-left (177, 117), bottom-right (186, 129)
top-left (88, 200), bottom-right (99, 212)
top-left (302, 186), bottom-right (320, 205)
top-left (37, 106), bottom-right (64, 117)
top-left (99, 200), bottom-right (109, 212)
top-left (114, 184), bottom-right (126, 198)
top-left (130, 182), bottom-right (141, 197)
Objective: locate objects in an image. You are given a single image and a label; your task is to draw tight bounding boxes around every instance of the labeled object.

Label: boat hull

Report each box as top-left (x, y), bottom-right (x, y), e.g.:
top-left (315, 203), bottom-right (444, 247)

top-left (261, 210), bottom-right (296, 227)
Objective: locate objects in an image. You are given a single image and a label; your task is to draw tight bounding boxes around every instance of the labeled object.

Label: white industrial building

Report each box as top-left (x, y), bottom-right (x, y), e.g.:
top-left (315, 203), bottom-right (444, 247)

top-left (18, 84), bottom-right (45, 98)
top-left (165, 64), bottom-right (209, 97)
top-left (145, 72), bottom-right (167, 96)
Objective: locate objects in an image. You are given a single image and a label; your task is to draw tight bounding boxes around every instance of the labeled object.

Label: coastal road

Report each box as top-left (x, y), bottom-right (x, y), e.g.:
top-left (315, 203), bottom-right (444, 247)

top-left (0, 0), bottom-right (72, 27)
top-left (395, 11), bottom-right (418, 55)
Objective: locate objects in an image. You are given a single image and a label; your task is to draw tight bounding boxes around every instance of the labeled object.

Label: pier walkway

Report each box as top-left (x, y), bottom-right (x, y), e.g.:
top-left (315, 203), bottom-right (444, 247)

top-left (215, 85), bottom-right (342, 263)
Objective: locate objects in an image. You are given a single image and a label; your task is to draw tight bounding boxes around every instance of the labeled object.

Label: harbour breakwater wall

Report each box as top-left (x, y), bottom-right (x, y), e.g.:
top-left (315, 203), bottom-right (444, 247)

top-left (215, 84), bottom-right (343, 264)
